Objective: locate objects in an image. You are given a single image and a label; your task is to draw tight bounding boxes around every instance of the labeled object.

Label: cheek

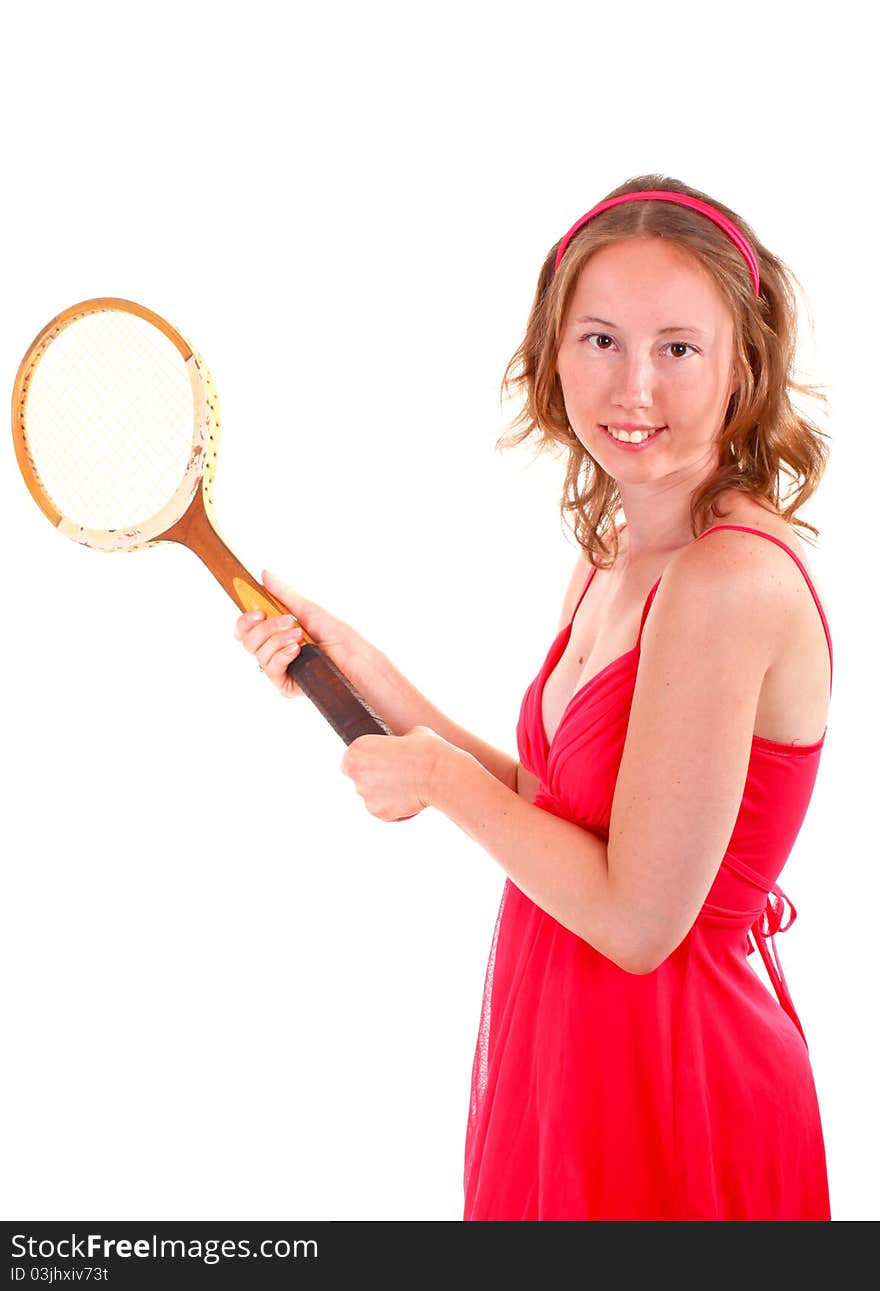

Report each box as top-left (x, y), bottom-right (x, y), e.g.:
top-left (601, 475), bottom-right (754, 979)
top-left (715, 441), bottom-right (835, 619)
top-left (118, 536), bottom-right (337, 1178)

top-left (557, 365), bottom-right (598, 414)
top-left (664, 363), bottom-right (706, 388)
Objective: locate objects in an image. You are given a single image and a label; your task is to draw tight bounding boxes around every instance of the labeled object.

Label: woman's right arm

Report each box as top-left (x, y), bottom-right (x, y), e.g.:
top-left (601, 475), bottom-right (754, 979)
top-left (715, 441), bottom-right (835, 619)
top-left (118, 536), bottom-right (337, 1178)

top-left (235, 569), bottom-right (520, 792)
top-left (237, 553), bottom-right (591, 800)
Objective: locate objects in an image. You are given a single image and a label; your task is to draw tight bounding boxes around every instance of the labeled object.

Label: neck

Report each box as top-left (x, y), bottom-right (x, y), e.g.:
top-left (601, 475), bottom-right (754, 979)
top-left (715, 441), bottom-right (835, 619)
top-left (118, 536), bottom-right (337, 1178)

top-left (614, 482), bottom-right (776, 567)
top-left (614, 477), bottom-right (708, 564)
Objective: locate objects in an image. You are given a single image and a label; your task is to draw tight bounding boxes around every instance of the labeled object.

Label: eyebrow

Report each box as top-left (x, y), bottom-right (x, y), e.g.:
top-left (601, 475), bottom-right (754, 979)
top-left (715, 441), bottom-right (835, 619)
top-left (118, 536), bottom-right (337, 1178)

top-left (575, 315), bottom-right (707, 337)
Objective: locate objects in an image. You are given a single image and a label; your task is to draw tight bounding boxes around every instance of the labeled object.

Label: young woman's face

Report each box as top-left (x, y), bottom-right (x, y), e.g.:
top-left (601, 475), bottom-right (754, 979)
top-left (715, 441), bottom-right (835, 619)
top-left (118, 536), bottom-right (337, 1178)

top-left (556, 236), bottom-right (740, 478)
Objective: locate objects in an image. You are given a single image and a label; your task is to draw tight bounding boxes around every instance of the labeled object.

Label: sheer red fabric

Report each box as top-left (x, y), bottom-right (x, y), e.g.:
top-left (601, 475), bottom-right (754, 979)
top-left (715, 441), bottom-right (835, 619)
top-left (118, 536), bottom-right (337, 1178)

top-left (463, 525), bottom-right (833, 1220)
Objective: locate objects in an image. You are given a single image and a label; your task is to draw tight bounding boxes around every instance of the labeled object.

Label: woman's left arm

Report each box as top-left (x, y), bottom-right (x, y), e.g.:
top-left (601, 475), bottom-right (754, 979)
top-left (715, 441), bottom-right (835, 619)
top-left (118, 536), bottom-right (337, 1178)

top-left (343, 533), bottom-right (784, 975)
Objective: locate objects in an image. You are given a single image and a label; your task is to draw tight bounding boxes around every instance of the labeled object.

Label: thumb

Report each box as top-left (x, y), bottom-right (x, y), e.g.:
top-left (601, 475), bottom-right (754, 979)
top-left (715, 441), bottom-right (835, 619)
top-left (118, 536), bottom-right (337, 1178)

top-left (261, 568), bottom-right (303, 612)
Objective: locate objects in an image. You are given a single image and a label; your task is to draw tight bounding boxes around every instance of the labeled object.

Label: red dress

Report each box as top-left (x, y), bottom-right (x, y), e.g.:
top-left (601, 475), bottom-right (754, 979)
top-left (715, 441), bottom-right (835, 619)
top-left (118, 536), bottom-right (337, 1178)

top-left (463, 524), bottom-right (833, 1220)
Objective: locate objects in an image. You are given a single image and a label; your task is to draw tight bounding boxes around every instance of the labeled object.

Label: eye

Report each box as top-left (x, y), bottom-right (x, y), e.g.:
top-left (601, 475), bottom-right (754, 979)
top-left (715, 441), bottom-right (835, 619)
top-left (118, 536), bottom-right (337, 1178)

top-left (578, 333), bottom-right (699, 359)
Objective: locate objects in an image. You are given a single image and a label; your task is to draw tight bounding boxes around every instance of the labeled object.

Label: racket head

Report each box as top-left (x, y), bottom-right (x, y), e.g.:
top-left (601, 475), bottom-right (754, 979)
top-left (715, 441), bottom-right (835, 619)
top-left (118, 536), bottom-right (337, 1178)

top-left (11, 297), bottom-right (220, 551)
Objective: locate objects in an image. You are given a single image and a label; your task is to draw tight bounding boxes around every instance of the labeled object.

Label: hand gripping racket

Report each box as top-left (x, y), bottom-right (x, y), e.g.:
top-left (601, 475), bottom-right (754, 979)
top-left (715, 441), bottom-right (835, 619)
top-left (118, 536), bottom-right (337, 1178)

top-left (11, 297), bottom-right (392, 744)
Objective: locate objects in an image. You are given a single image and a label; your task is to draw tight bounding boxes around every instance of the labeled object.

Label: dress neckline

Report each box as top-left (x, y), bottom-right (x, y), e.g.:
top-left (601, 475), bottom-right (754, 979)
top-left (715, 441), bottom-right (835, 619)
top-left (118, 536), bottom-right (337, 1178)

top-left (538, 523), bottom-right (831, 757)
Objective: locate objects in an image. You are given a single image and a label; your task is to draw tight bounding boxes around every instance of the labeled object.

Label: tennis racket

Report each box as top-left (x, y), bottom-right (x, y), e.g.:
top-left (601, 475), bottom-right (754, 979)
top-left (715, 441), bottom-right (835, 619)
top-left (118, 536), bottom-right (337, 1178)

top-left (11, 296), bottom-right (392, 744)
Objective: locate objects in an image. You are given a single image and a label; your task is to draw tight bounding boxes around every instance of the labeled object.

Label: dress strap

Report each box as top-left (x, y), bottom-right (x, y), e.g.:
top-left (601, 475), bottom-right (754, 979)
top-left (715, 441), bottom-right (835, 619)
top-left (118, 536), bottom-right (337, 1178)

top-left (637, 578), bottom-right (663, 643)
top-left (694, 525), bottom-right (833, 689)
top-left (569, 565), bottom-right (598, 625)
top-left (634, 524), bottom-right (833, 690)
top-left (567, 521), bottom-right (628, 627)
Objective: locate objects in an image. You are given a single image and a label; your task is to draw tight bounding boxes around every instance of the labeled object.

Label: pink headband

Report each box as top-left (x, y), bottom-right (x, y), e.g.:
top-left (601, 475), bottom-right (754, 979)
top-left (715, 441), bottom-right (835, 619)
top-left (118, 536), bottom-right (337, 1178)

top-left (553, 189), bottom-right (761, 297)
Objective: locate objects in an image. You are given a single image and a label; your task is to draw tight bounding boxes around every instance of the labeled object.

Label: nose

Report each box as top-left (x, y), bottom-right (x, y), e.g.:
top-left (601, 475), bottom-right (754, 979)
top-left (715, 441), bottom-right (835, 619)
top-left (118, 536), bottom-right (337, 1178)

top-left (613, 347), bottom-right (656, 412)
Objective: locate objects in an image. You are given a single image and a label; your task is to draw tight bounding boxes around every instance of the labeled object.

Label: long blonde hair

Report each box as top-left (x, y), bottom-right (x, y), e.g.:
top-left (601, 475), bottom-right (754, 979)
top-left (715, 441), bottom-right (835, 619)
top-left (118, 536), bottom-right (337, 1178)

top-left (498, 174), bottom-right (830, 568)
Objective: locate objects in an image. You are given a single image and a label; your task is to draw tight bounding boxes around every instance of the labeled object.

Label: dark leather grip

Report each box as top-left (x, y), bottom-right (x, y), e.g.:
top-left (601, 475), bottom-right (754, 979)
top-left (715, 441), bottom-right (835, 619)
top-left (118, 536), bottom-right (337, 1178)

top-left (287, 643), bottom-right (393, 744)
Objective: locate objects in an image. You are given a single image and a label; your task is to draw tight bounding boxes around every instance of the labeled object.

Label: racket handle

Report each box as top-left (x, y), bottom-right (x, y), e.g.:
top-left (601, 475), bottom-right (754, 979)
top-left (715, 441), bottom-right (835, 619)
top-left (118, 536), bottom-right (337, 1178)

top-left (162, 495), bottom-right (392, 743)
top-left (287, 644), bottom-right (393, 744)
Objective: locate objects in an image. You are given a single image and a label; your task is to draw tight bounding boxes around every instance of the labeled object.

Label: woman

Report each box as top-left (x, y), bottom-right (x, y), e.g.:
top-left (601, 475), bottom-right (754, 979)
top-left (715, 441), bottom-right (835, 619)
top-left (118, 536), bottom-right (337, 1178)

top-left (234, 176), bottom-right (833, 1220)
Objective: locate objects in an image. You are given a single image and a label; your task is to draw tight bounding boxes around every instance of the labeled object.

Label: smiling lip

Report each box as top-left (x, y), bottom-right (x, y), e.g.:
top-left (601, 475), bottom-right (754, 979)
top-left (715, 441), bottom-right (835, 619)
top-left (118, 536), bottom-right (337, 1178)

top-left (600, 424), bottom-right (667, 450)
top-left (606, 423), bottom-right (664, 432)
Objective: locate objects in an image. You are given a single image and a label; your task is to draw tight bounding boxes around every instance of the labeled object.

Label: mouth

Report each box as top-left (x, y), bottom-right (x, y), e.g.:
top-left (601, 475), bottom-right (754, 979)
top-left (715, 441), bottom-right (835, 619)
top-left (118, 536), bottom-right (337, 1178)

top-left (600, 425), bottom-right (667, 450)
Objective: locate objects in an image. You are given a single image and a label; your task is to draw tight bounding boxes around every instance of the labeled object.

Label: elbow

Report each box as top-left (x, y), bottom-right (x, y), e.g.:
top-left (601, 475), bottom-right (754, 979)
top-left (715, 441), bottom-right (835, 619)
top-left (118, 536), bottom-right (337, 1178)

top-left (607, 929), bottom-right (670, 977)
top-left (622, 951), bottom-right (664, 976)
top-left (616, 933), bottom-right (681, 976)
top-left (604, 859), bottom-right (676, 975)
top-left (592, 932), bottom-right (656, 975)
top-left (612, 947), bottom-right (659, 976)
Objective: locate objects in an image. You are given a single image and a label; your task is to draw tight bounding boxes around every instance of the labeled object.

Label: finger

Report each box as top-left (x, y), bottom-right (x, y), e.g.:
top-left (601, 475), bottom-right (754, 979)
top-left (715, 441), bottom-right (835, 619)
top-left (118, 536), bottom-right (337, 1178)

top-left (262, 569), bottom-right (316, 618)
top-left (234, 609), bottom-right (265, 641)
top-left (257, 627), bottom-right (304, 674)
top-left (239, 613), bottom-right (299, 656)
top-left (266, 641), bottom-right (303, 685)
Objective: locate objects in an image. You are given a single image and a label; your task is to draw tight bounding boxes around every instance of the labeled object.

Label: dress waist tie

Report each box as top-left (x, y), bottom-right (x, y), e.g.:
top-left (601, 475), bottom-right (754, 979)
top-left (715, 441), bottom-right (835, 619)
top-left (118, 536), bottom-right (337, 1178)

top-left (710, 852), bottom-right (807, 1047)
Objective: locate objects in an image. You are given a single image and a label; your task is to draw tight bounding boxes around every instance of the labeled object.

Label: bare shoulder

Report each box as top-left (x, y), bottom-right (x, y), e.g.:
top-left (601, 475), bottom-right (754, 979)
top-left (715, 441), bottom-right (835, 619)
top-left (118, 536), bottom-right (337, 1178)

top-left (648, 535), bottom-right (777, 675)
top-left (671, 523), bottom-right (777, 592)
top-left (659, 504), bottom-right (825, 658)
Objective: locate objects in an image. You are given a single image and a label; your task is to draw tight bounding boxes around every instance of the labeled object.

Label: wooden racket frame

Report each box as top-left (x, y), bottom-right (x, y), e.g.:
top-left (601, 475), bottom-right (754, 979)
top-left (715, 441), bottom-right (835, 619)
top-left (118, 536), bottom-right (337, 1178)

top-left (12, 297), bottom-right (392, 743)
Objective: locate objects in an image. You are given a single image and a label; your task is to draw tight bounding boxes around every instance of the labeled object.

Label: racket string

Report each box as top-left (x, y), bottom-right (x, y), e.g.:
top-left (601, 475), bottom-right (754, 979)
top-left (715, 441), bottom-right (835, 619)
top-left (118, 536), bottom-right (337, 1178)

top-left (24, 311), bottom-right (197, 532)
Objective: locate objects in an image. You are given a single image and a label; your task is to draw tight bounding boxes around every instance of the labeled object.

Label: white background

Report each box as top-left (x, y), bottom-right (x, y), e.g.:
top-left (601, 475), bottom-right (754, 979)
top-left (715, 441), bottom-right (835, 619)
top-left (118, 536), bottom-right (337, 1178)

top-left (0, 0), bottom-right (874, 1222)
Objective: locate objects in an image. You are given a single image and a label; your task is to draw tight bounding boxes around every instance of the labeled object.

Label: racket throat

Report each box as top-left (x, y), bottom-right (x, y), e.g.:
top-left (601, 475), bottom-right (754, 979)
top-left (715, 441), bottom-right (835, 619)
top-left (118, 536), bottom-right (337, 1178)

top-left (164, 489), bottom-right (298, 626)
